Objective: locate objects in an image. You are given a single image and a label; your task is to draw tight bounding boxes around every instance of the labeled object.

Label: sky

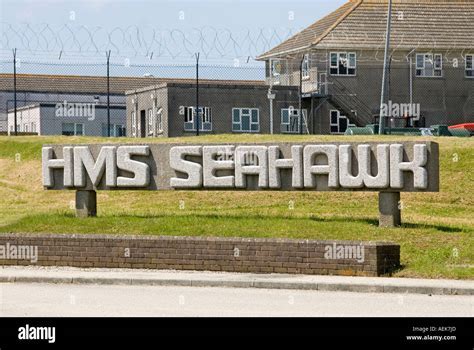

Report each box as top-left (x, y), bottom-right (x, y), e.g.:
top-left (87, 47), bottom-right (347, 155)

top-left (0, 0), bottom-right (347, 76)
top-left (1, 0), bottom-right (346, 29)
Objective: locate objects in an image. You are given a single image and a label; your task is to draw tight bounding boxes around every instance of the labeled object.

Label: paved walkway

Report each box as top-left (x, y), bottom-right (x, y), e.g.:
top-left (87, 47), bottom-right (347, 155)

top-left (2, 283), bottom-right (473, 316)
top-left (0, 266), bottom-right (472, 295)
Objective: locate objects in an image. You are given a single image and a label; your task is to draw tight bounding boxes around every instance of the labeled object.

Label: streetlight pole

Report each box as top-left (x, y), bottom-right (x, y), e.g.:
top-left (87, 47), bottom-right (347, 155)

top-left (379, 0), bottom-right (393, 135)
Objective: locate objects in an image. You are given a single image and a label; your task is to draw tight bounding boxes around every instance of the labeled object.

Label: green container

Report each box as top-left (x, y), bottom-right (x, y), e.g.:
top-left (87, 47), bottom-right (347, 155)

top-left (345, 127), bottom-right (375, 135)
top-left (449, 128), bottom-right (471, 138)
top-left (431, 125), bottom-right (451, 136)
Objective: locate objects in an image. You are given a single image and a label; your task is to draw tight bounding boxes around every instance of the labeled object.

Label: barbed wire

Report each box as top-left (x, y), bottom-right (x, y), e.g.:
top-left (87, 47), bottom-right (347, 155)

top-left (0, 23), bottom-right (300, 62)
top-left (1, 22), bottom-right (472, 68)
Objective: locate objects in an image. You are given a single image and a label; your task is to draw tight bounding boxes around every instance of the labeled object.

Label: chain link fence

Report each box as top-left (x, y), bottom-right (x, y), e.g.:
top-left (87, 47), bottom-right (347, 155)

top-left (1, 49), bottom-right (473, 138)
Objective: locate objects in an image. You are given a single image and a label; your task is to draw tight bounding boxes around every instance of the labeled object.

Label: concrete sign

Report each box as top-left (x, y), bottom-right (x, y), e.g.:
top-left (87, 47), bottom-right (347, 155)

top-left (43, 142), bottom-right (439, 192)
top-left (42, 142), bottom-right (439, 226)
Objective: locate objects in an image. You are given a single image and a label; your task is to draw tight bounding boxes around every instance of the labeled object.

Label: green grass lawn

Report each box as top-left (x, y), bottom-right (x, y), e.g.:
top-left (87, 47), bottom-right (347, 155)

top-left (0, 135), bottom-right (472, 279)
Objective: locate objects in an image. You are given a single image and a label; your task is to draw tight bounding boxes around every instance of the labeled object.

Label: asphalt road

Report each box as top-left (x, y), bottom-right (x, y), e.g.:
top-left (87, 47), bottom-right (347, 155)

top-left (1, 283), bottom-right (473, 317)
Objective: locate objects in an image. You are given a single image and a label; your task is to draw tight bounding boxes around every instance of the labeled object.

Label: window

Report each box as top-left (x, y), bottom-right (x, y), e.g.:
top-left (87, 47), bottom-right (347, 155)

top-left (156, 107), bottom-right (163, 133)
top-left (232, 108), bottom-right (260, 133)
top-left (271, 60), bottom-right (282, 77)
top-left (62, 123), bottom-right (84, 136)
top-left (102, 124), bottom-right (125, 137)
top-left (281, 108), bottom-right (307, 134)
top-left (24, 124), bottom-right (29, 132)
top-left (416, 53), bottom-right (443, 77)
top-left (31, 122), bottom-right (36, 133)
top-left (330, 110), bottom-right (355, 134)
top-left (131, 111), bottom-right (136, 136)
top-left (466, 55), bottom-right (473, 77)
top-left (184, 106), bottom-right (194, 123)
top-left (184, 106), bottom-right (212, 131)
top-left (330, 52), bottom-right (356, 76)
top-left (148, 108), bottom-right (153, 135)
top-left (302, 54), bottom-right (310, 79)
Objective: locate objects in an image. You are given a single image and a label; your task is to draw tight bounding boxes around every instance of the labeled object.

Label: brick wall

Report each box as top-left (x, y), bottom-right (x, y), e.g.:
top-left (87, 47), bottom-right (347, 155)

top-left (0, 234), bottom-right (400, 276)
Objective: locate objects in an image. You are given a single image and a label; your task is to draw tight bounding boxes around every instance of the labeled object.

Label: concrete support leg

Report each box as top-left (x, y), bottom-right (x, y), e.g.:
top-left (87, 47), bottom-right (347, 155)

top-left (76, 190), bottom-right (97, 218)
top-left (378, 192), bottom-right (401, 228)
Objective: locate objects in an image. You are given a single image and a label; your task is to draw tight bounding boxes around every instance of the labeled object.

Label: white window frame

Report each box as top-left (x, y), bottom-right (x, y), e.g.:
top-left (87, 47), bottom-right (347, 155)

top-left (148, 108), bottom-right (153, 126)
top-left (148, 108), bottom-right (154, 136)
top-left (416, 53), bottom-right (443, 77)
top-left (184, 106), bottom-right (212, 131)
top-left (330, 52), bottom-right (356, 76)
top-left (271, 60), bottom-right (281, 77)
top-left (232, 108), bottom-right (260, 133)
top-left (184, 106), bottom-right (194, 123)
top-left (281, 108), bottom-right (307, 134)
top-left (201, 107), bottom-right (212, 124)
top-left (269, 59), bottom-right (282, 85)
top-left (131, 111), bottom-right (136, 136)
top-left (31, 122), bottom-right (36, 133)
top-left (62, 122), bottom-right (84, 136)
top-left (103, 123), bottom-right (125, 137)
top-left (74, 123), bottom-right (84, 136)
top-left (302, 54), bottom-right (310, 79)
top-left (329, 110), bottom-right (355, 134)
top-left (156, 107), bottom-right (163, 133)
top-left (466, 55), bottom-right (473, 78)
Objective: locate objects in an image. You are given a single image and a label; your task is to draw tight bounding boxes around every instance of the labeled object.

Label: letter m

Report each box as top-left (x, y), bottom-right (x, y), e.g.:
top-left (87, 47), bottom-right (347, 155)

top-left (74, 146), bottom-right (117, 187)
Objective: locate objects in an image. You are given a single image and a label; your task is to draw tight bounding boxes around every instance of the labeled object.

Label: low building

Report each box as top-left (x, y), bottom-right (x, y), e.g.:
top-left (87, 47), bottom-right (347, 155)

top-left (7, 103), bottom-right (126, 136)
top-left (0, 73), bottom-right (178, 132)
top-left (125, 81), bottom-right (300, 137)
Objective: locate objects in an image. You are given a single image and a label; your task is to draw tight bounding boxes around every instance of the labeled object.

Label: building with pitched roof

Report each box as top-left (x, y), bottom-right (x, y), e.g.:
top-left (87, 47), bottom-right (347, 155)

top-left (257, 0), bottom-right (473, 134)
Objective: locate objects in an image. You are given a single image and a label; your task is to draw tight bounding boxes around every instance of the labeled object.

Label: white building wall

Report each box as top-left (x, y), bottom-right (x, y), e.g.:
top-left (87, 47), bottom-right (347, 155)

top-left (7, 106), bottom-right (41, 135)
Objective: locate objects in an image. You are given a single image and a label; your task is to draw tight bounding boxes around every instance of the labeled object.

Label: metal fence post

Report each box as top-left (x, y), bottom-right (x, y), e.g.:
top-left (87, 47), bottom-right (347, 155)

top-left (106, 50), bottom-right (111, 137)
top-left (195, 52), bottom-right (200, 136)
top-left (13, 48), bottom-right (18, 136)
top-left (299, 57), bottom-right (304, 135)
top-left (378, 0), bottom-right (393, 135)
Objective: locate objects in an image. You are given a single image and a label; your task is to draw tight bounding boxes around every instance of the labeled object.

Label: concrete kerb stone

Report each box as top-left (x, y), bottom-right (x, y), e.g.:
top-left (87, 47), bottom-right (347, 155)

top-left (1, 273), bottom-right (472, 296)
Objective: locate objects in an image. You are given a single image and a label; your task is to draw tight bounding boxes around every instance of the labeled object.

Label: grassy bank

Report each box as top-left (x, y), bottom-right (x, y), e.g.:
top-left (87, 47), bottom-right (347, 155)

top-left (0, 135), bottom-right (472, 279)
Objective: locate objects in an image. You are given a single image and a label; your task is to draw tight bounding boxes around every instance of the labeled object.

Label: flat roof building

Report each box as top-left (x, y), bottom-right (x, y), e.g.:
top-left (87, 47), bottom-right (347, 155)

top-left (126, 81), bottom-right (300, 138)
top-left (7, 103), bottom-right (126, 137)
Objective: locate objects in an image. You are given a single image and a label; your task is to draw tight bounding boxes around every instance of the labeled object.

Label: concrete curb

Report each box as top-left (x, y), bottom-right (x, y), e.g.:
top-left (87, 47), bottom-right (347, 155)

top-left (0, 271), bottom-right (472, 296)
